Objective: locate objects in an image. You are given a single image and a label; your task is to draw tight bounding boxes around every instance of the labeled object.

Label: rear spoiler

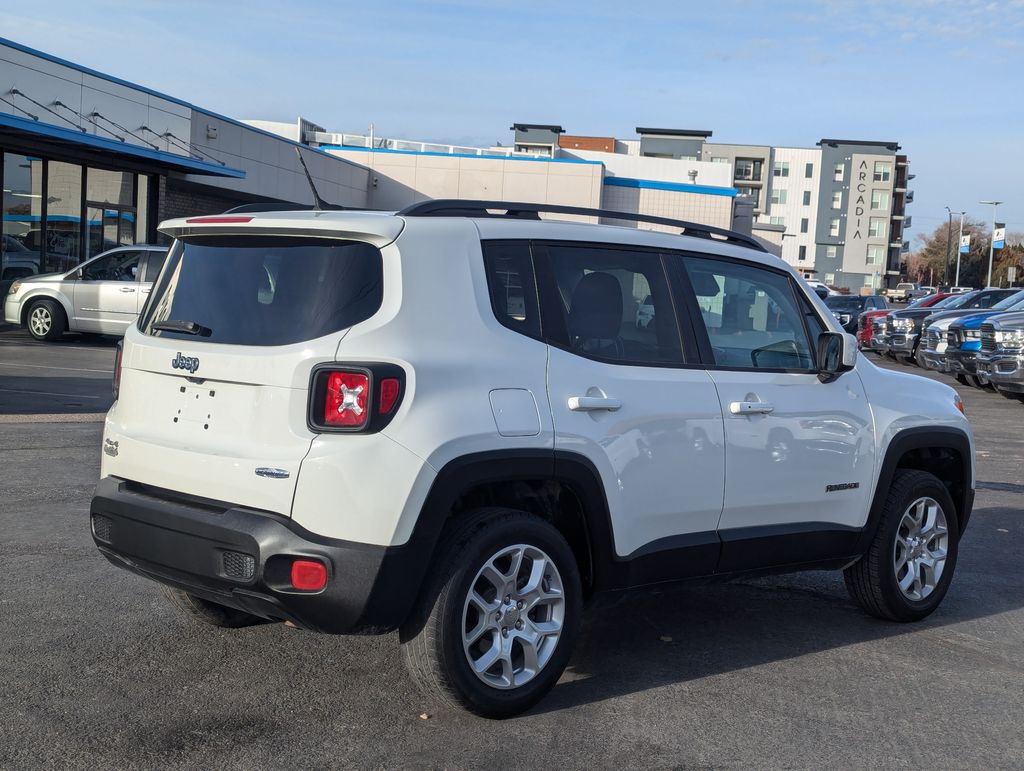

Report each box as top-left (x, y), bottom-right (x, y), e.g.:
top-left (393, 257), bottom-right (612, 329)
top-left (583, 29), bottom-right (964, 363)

top-left (157, 212), bottom-right (404, 249)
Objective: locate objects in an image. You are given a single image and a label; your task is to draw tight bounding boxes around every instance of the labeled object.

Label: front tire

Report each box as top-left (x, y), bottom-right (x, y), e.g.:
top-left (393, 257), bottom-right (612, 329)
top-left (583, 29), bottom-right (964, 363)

top-left (26, 298), bottom-right (66, 341)
top-left (844, 470), bottom-right (959, 622)
top-left (400, 508), bottom-right (582, 718)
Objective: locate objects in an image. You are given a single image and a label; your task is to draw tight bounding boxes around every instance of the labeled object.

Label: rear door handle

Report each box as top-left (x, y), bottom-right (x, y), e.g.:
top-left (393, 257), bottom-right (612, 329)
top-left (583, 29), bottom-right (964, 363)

top-left (568, 396), bottom-right (622, 412)
top-left (120, 287), bottom-right (136, 293)
top-left (729, 401), bottom-right (774, 415)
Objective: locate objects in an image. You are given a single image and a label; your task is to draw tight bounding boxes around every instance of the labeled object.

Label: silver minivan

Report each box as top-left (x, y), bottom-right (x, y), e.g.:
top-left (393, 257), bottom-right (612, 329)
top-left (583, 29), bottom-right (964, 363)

top-left (3, 245), bottom-right (168, 341)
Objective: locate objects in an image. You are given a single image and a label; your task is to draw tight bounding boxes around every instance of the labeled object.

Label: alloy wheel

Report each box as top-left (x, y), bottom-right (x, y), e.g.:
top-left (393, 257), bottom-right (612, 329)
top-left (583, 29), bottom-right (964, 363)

top-left (461, 544), bottom-right (565, 690)
top-left (29, 306), bottom-right (52, 337)
top-left (893, 496), bottom-right (949, 601)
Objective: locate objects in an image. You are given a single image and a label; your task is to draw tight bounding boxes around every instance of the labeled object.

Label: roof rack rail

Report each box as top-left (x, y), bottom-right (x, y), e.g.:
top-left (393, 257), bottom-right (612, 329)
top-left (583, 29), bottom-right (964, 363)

top-left (397, 199), bottom-right (767, 252)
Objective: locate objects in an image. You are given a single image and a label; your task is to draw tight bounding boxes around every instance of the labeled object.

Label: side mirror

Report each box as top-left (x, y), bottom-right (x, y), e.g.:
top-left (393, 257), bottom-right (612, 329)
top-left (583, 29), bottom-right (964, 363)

top-left (817, 332), bottom-right (856, 383)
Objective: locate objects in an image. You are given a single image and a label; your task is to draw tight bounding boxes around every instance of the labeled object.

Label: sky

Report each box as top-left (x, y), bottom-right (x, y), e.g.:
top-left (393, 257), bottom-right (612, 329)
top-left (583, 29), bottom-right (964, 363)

top-left (4, 0), bottom-right (1023, 244)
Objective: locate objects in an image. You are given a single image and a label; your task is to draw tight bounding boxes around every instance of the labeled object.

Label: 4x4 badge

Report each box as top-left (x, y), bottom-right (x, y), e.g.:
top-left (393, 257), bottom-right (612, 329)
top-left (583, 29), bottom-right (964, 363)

top-left (171, 352), bottom-right (200, 374)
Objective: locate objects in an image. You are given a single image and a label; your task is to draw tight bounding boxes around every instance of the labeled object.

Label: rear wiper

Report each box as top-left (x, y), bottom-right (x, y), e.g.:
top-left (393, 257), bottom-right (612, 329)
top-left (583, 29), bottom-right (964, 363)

top-left (151, 319), bottom-right (212, 337)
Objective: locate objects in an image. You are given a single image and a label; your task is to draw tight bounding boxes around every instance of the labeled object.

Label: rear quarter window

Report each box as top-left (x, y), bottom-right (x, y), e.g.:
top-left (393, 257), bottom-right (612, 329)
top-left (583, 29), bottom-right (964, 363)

top-left (140, 236), bottom-right (383, 346)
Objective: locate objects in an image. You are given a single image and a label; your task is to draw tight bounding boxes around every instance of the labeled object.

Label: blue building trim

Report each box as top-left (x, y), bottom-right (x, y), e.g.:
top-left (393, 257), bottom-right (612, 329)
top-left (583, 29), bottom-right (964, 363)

top-left (0, 112), bottom-right (246, 178)
top-left (320, 144), bottom-right (604, 165)
top-left (603, 176), bottom-right (738, 197)
top-left (0, 37), bottom-right (351, 164)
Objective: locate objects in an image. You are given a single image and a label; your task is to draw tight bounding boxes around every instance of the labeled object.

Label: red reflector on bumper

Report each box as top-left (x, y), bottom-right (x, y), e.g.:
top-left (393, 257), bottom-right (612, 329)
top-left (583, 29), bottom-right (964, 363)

top-left (291, 559), bottom-right (327, 591)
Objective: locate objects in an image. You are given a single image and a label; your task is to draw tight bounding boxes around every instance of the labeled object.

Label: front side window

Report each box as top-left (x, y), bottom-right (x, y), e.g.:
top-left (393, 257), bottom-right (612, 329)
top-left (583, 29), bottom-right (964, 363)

top-left (543, 244), bottom-right (683, 365)
top-left (141, 237), bottom-right (383, 346)
top-left (81, 250), bottom-right (141, 281)
top-left (684, 257), bottom-right (815, 370)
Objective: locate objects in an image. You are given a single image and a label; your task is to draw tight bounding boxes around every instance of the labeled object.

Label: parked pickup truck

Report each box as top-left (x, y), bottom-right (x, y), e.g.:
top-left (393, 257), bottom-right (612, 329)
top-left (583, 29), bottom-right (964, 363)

top-left (889, 283), bottom-right (921, 303)
top-left (977, 312), bottom-right (1024, 401)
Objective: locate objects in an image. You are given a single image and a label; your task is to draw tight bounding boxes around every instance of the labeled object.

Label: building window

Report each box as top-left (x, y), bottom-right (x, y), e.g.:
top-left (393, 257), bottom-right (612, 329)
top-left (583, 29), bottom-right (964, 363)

top-left (829, 218), bottom-right (841, 237)
top-left (833, 163), bottom-right (845, 182)
top-left (864, 276), bottom-right (875, 287)
top-left (735, 158), bottom-right (763, 181)
top-left (771, 188), bottom-right (788, 205)
top-left (802, 190), bottom-right (811, 206)
top-left (773, 161), bottom-right (789, 177)
top-left (832, 191), bottom-right (843, 209)
top-left (798, 245), bottom-right (807, 261)
top-left (867, 244), bottom-right (885, 265)
top-left (800, 218), bottom-right (809, 233)
top-left (3, 153), bottom-right (45, 278)
top-left (826, 246), bottom-right (837, 259)
top-left (711, 157), bottom-right (729, 163)
top-left (769, 216), bottom-right (785, 226)
top-left (45, 161), bottom-right (83, 275)
top-left (737, 186), bottom-right (760, 207)
top-left (871, 190), bottom-right (890, 210)
top-left (825, 272), bottom-right (836, 284)
top-left (805, 162), bottom-right (814, 178)
top-left (869, 217), bottom-right (887, 238)
top-left (873, 161), bottom-right (892, 182)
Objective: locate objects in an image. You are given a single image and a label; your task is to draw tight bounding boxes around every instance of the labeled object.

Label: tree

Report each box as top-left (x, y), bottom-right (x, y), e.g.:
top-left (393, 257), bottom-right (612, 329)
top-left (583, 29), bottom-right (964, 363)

top-left (908, 217), bottom-right (995, 288)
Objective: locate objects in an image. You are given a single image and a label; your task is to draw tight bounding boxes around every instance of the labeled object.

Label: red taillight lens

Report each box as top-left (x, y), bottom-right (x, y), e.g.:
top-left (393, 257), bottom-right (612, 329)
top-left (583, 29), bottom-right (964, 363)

top-left (290, 559), bottom-right (327, 591)
top-left (323, 371), bottom-right (369, 427)
top-left (112, 341), bottom-right (123, 400)
top-left (379, 377), bottom-right (400, 414)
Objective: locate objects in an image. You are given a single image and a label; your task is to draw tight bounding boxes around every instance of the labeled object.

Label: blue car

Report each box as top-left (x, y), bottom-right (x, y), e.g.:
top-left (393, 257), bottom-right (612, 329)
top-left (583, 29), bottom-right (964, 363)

top-left (946, 290), bottom-right (1024, 382)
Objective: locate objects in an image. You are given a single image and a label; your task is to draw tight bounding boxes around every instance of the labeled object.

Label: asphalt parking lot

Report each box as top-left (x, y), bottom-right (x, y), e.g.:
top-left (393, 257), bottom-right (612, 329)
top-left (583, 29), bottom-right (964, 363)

top-left (1, 323), bottom-right (1022, 768)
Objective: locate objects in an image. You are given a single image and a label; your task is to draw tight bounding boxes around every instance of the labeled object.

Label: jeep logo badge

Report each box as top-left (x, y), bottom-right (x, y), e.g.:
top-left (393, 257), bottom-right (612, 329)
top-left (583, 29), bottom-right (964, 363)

top-left (171, 352), bottom-right (200, 374)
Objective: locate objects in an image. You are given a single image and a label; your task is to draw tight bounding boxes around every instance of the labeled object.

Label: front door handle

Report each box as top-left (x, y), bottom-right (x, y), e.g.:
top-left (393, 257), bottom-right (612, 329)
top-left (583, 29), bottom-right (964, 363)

top-left (120, 287), bottom-right (136, 293)
top-left (729, 401), bottom-right (774, 415)
top-left (568, 396), bottom-right (622, 412)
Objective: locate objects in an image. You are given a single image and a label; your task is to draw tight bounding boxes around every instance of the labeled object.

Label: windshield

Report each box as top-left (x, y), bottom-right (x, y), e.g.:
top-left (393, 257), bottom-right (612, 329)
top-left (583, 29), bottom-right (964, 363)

top-left (824, 296), bottom-right (866, 311)
top-left (991, 290), bottom-right (1024, 310)
top-left (908, 294), bottom-right (940, 308)
top-left (140, 236), bottom-right (384, 346)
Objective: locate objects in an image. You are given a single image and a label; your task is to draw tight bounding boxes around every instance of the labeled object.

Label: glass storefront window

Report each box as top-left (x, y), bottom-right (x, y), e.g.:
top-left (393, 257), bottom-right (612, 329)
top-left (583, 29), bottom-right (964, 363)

top-left (86, 168), bottom-right (133, 206)
top-left (86, 167), bottom-right (138, 259)
top-left (2, 154), bottom-right (44, 283)
top-left (45, 160), bottom-right (83, 274)
top-left (136, 174), bottom-right (150, 244)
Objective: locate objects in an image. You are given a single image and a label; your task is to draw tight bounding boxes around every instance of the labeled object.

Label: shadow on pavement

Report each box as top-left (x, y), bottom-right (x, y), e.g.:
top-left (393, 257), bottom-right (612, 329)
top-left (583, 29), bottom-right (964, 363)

top-left (0, 374), bottom-right (113, 413)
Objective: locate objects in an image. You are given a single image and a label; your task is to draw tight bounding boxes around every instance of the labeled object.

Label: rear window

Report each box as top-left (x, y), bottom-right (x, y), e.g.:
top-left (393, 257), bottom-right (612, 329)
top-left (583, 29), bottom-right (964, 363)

top-left (140, 236), bottom-right (383, 346)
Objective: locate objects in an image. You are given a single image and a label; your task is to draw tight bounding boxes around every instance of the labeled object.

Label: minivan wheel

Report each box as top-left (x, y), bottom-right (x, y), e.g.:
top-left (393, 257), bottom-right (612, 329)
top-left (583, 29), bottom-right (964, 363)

top-left (400, 508), bottom-right (582, 719)
top-left (844, 469), bottom-right (959, 622)
top-left (160, 585), bottom-right (265, 628)
top-left (26, 299), bottom-right (66, 341)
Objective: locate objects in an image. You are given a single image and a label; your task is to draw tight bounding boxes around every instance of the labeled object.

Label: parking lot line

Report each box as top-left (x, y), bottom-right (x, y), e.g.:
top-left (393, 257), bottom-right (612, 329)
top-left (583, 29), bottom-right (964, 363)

top-left (0, 387), bottom-right (103, 399)
top-left (0, 361), bottom-right (113, 374)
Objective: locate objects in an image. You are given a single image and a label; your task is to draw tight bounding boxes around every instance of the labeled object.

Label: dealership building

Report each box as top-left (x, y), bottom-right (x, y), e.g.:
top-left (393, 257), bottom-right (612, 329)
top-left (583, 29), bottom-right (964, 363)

top-left (1, 36), bottom-right (911, 292)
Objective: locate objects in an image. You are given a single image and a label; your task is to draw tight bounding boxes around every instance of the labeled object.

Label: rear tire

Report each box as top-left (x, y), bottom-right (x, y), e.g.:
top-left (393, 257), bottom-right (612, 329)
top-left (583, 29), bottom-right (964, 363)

top-left (844, 470), bottom-right (959, 622)
top-left (400, 508), bottom-right (582, 718)
top-left (26, 298), bottom-right (66, 341)
top-left (160, 585), bottom-right (264, 628)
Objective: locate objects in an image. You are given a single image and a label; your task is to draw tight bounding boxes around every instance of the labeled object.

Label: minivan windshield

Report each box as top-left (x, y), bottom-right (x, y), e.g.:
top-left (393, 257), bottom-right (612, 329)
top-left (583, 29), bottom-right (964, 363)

top-left (140, 236), bottom-right (383, 346)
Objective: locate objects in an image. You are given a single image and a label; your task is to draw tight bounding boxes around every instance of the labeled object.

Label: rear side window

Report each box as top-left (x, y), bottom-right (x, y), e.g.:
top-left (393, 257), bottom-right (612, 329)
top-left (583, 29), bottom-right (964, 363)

top-left (542, 243), bottom-right (684, 365)
top-left (482, 240), bottom-right (541, 339)
top-left (140, 236), bottom-right (383, 346)
top-left (141, 250), bottom-right (167, 283)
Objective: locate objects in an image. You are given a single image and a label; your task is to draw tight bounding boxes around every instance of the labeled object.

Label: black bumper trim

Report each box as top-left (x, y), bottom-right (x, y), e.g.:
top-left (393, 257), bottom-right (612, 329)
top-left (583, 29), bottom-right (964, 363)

top-left (90, 476), bottom-right (415, 634)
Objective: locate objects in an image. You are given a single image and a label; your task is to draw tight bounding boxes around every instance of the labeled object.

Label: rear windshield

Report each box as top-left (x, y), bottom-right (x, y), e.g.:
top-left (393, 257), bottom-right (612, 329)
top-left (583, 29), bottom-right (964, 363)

top-left (140, 236), bottom-right (383, 346)
top-left (824, 296), bottom-right (866, 311)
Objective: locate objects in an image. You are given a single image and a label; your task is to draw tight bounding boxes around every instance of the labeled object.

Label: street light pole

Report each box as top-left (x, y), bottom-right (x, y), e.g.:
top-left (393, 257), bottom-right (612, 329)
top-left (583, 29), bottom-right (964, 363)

top-left (980, 200), bottom-right (1002, 288)
top-left (954, 211), bottom-right (966, 286)
top-left (943, 206), bottom-right (953, 287)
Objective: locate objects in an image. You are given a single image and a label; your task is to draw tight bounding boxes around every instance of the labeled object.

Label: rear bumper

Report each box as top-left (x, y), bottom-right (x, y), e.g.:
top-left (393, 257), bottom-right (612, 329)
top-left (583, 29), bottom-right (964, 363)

top-left (90, 476), bottom-right (419, 634)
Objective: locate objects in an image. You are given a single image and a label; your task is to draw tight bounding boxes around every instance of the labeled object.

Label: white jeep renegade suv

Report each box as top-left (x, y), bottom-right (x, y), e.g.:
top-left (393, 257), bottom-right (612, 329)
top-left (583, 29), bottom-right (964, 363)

top-left (91, 201), bottom-right (974, 718)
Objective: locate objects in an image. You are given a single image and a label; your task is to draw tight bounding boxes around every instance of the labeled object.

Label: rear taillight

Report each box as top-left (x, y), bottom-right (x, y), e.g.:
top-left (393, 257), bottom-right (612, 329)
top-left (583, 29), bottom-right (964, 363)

top-left (112, 341), bottom-right (123, 400)
top-left (308, 364), bottom-right (405, 433)
top-left (324, 371), bottom-right (369, 428)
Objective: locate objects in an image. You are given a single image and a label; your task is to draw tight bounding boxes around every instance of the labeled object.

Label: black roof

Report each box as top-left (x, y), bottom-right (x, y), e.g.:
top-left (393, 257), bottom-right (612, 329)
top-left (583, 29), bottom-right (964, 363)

top-left (818, 139), bottom-right (900, 151)
top-left (509, 123), bottom-right (564, 133)
top-left (636, 127), bottom-right (713, 138)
